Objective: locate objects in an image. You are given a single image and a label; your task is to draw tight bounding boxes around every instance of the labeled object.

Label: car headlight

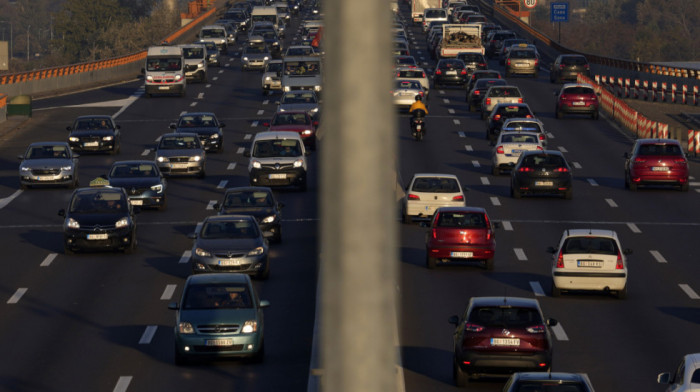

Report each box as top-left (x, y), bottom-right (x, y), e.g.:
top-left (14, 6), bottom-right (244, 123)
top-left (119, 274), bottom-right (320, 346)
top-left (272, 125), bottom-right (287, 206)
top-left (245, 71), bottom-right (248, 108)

top-left (293, 159), bottom-right (304, 168)
top-left (261, 215), bottom-right (275, 224)
top-left (252, 160), bottom-right (262, 169)
top-left (197, 62), bottom-right (204, 68)
top-left (20, 166), bottom-right (31, 172)
top-left (69, 136), bottom-right (79, 142)
top-left (314, 85), bottom-right (322, 91)
top-left (284, 86), bottom-right (290, 92)
top-left (311, 107), bottom-right (319, 113)
top-left (243, 56), bottom-right (249, 61)
top-left (115, 217), bottom-right (129, 228)
top-left (302, 129), bottom-right (313, 135)
top-left (241, 320), bottom-right (258, 333)
top-left (102, 136), bottom-right (113, 141)
top-left (146, 75), bottom-right (153, 82)
top-left (66, 218), bottom-right (80, 229)
top-left (273, 42), bottom-right (279, 46)
top-left (157, 156), bottom-right (168, 163)
top-left (195, 247), bottom-right (211, 257)
top-left (150, 184), bottom-right (163, 193)
top-left (178, 322), bottom-right (195, 334)
top-left (263, 56), bottom-right (269, 61)
top-left (248, 246), bottom-right (264, 256)
top-left (210, 133), bottom-right (219, 139)
top-left (191, 155), bottom-right (202, 162)
top-left (279, 107), bottom-right (285, 111)
top-left (61, 165), bottom-right (73, 171)
top-left (265, 76), bottom-right (271, 81)
top-left (175, 75), bottom-right (182, 82)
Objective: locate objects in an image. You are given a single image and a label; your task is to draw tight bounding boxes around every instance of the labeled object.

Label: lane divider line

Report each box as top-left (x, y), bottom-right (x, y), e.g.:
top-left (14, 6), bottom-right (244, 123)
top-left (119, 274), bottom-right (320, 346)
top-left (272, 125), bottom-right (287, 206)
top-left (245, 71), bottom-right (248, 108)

top-left (206, 200), bottom-right (217, 210)
top-left (627, 223), bottom-right (641, 233)
top-left (464, 145), bottom-right (472, 151)
top-left (502, 221), bottom-right (513, 231)
top-left (7, 288), bottom-right (27, 304)
top-left (490, 197), bottom-right (501, 206)
top-left (244, 134), bottom-right (252, 140)
top-left (471, 160), bottom-right (480, 168)
top-left (679, 284), bottom-right (700, 299)
top-left (529, 281), bottom-right (546, 297)
top-left (480, 176), bottom-right (490, 185)
top-left (227, 163), bottom-right (237, 170)
top-left (650, 250), bottom-right (668, 263)
top-left (587, 178), bottom-right (599, 186)
top-left (557, 146), bottom-right (568, 153)
top-left (572, 162), bottom-right (582, 169)
top-left (160, 284), bottom-right (176, 300)
top-left (236, 147), bottom-right (245, 154)
top-left (179, 251), bottom-right (191, 264)
top-left (217, 180), bottom-right (228, 189)
top-left (113, 376), bottom-right (132, 392)
top-left (139, 326), bottom-right (158, 344)
top-left (40, 253), bottom-right (57, 267)
top-left (514, 248), bottom-right (527, 261)
top-left (605, 198), bottom-right (618, 208)
top-left (551, 323), bottom-right (569, 341)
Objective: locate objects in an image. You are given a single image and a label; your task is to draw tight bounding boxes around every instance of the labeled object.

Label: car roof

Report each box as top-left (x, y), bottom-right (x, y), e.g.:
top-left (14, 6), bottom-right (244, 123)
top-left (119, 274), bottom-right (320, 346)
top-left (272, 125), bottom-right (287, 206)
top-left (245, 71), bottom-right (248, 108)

top-left (179, 112), bottom-right (217, 117)
top-left (412, 173), bottom-right (459, 180)
top-left (284, 55), bottom-right (320, 61)
top-left (563, 229), bottom-right (618, 239)
top-left (186, 272), bottom-right (251, 286)
top-left (494, 102), bottom-right (530, 109)
top-left (29, 141), bottom-right (71, 147)
top-left (253, 130), bottom-right (304, 141)
top-left (686, 353), bottom-right (700, 368)
top-left (76, 115), bottom-right (112, 120)
top-left (435, 206), bottom-right (486, 214)
top-left (111, 160), bottom-right (158, 166)
top-left (470, 296), bottom-right (540, 308)
top-left (511, 372), bottom-right (588, 382)
top-left (499, 131), bottom-right (540, 138)
top-left (204, 214), bottom-right (256, 223)
top-left (561, 83), bottom-right (594, 89)
top-left (73, 186), bottom-right (125, 196)
top-left (160, 132), bottom-right (198, 138)
top-left (520, 149), bottom-right (564, 157)
top-left (635, 138), bottom-right (681, 145)
top-left (224, 186), bottom-right (273, 194)
top-left (503, 117), bottom-right (543, 124)
top-left (396, 66), bottom-right (426, 72)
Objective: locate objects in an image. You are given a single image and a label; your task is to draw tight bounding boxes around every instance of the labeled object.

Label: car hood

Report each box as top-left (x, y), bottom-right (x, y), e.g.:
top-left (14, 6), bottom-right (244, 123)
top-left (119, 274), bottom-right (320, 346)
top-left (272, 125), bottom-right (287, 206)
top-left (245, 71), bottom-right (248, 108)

top-left (180, 308), bottom-right (259, 324)
top-left (68, 212), bottom-right (129, 226)
top-left (70, 130), bottom-right (114, 137)
top-left (195, 237), bottom-right (262, 251)
top-left (109, 177), bottom-right (161, 189)
top-left (175, 127), bottom-right (220, 135)
top-left (219, 207), bottom-right (276, 217)
top-left (268, 125), bottom-right (311, 132)
top-left (21, 158), bottom-right (74, 169)
top-left (243, 53), bottom-right (270, 59)
top-left (278, 103), bottom-right (318, 112)
top-left (156, 149), bottom-right (204, 158)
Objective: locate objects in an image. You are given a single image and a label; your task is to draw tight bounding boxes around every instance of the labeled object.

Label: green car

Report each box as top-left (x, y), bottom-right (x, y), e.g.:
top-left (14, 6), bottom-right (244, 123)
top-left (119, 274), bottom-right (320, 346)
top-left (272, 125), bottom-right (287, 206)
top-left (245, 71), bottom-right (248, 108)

top-left (169, 273), bottom-right (270, 365)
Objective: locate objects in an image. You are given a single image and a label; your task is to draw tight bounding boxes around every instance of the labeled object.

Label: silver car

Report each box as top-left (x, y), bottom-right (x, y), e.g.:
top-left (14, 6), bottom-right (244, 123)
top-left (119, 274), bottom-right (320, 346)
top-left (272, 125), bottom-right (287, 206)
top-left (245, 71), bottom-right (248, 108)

top-left (19, 141), bottom-right (79, 189)
top-left (276, 90), bottom-right (320, 119)
top-left (396, 66), bottom-right (430, 99)
top-left (154, 133), bottom-right (206, 178)
top-left (242, 37), bottom-right (270, 71)
top-left (505, 45), bottom-right (540, 78)
top-left (188, 215), bottom-right (270, 279)
top-left (393, 79), bottom-right (425, 111)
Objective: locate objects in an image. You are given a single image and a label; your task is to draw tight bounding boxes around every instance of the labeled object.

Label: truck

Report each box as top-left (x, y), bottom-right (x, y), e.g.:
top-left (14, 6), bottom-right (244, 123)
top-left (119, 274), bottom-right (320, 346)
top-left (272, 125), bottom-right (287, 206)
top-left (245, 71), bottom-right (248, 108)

top-left (411, 0), bottom-right (442, 24)
top-left (439, 24), bottom-right (484, 58)
top-left (143, 46), bottom-right (186, 98)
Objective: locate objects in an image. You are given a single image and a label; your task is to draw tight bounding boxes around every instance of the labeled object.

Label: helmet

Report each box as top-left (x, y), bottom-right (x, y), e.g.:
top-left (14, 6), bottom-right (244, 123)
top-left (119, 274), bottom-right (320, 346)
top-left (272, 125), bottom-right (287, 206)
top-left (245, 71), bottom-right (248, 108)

top-left (415, 95), bottom-right (422, 101)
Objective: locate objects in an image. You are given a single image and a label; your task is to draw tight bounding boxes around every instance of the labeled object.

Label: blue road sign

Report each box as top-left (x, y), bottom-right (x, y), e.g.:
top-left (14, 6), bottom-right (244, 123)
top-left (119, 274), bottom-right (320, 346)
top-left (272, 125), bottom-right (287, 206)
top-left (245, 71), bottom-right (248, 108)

top-left (551, 2), bottom-right (569, 22)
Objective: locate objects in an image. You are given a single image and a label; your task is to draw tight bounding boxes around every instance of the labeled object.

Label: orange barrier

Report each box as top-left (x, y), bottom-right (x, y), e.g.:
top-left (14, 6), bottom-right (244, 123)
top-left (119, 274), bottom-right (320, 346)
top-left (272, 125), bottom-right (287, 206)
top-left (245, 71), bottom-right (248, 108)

top-left (0, 93), bottom-right (6, 109)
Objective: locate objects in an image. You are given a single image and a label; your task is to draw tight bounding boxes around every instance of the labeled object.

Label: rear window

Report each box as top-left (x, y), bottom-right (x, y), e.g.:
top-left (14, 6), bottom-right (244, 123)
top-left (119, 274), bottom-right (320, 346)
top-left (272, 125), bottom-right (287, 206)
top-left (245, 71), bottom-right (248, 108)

top-left (469, 306), bottom-right (543, 327)
top-left (425, 9), bottom-right (446, 18)
top-left (637, 143), bottom-right (683, 156)
top-left (561, 56), bottom-right (588, 65)
top-left (512, 381), bottom-right (588, 392)
top-left (562, 236), bottom-right (619, 255)
top-left (437, 212), bottom-right (486, 228)
top-left (397, 80), bottom-right (421, 89)
top-left (458, 53), bottom-right (484, 62)
top-left (438, 60), bottom-right (465, 69)
top-left (489, 87), bottom-right (521, 97)
top-left (501, 134), bottom-right (537, 144)
top-left (498, 106), bottom-right (532, 117)
top-left (562, 87), bottom-right (595, 95)
top-left (411, 177), bottom-right (460, 193)
top-left (510, 50), bottom-right (537, 59)
top-left (520, 154), bottom-right (566, 168)
top-left (503, 122), bottom-right (542, 132)
top-left (476, 79), bottom-right (506, 89)
top-left (399, 70), bottom-right (425, 78)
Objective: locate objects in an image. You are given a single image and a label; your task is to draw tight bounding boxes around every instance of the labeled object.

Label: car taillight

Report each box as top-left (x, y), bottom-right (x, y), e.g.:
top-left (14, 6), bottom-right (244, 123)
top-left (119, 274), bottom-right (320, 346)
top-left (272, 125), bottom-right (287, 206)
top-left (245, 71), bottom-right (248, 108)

top-left (555, 249), bottom-right (564, 268)
top-left (494, 114), bottom-right (501, 121)
top-left (432, 228), bottom-right (438, 239)
top-left (460, 69), bottom-right (467, 75)
top-left (616, 251), bottom-right (624, 269)
top-left (496, 146), bottom-right (504, 154)
top-left (506, 59), bottom-right (511, 66)
top-left (436, 69), bottom-right (442, 75)
top-left (674, 158), bottom-right (687, 164)
top-left (452, 195), bottom-right (464, 201)
top-left (539, 134), bottom-right (545, 141)
top-left (485, 98), bottom-right (491, 105)
top-left (519, 166), bottom-right (534, 172)
top-left (525, 114), bottom-right (533, 118)
top-left (534, 59), bottom-right (539, 66)
top-left (474, 90), bottom-right (481, 95)
top-left (517, 98), bottom-right (523, 103)
top-left (634, 157), bottom-right (646, 163)
top-left (407, 194), bottom-right (420, 200)
top-left (584, 64), bottom-right (590, 70)
top-left (559, 64), bottom-right (565, 69)
top-left (422, 72), bottom-right (426, 78)
top-left (526, 324), bottom-right (546, 333)
top-left (536, 146), bottom-right (544, 150)
top-left (419, 91), bottom-right (425, 97)
top-left (464, 323), bottom-right (484, 332)
top-left (396, 72), bottom-right (401, 77)
top-left (479, 63), bottom-right (486, 67)
top-left (554, 167), bottom-right (569, 172)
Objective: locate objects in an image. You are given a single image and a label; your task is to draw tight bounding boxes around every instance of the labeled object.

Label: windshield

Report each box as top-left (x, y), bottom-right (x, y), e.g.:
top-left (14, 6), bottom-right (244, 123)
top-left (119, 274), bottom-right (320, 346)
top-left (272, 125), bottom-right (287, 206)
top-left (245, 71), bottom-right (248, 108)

top-left (26, 145), bottom-right (69, 159)
top-left (267, 62), bottom-right (283, 72)
top-left (253, 139), bottom-right (302, 158)
top-left (200, 219), bottom-right (259, 239)
top-left (200, 28), bottom-right (225, 38)
top-left (70, 191), bottom-right (128, 213)
top-left (110, 163), bottom-right (158, 178)
top-left (282, 92), bottom-right (316, 104)
top-left (178, 114), bottom-right (217, 128)
top-left (224, 191), bottom-right (273, 208)
top-left (74, 117), bottom-right (112, 130)
top-left (183, 47), bottom-right (204, 59)
top-left (146, 57), bottom-right (182, 71)
top-left (411, 177), bottom-right (460, 193)
top-left (283, 60), bottom-right (320, 76)
top-left (158, 135), bottom-right (200, 149)
top-left (272, 113), bottom-right (310, 126)
top-left (183, 284), bottom-right (253, 310)
top-left (246, 45), bottom-right (268, 54)
top-left (252, 15), bottom-right (277, 24)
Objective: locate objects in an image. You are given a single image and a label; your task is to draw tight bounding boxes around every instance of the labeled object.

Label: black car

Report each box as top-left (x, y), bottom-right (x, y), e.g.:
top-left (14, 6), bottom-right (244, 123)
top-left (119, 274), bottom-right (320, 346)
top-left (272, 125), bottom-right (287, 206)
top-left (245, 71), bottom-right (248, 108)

top-left (466, 78), bottom-right (507, 112)
top-left (433, 59), bottom-right (468, 87)
top-left (511, 150), bottom-right (573, 199)
top-left (107, 160), bottom-right (167, 210)
top-left (550, 54), bottom-right (590, 83)
top-left (259, 29), bottom-right (282, 58)
top-left (59, 187), bottom-right (138, 254)
top-left (214, 187), bottom-right (284, 243)
top-left (170, 112), bottom-right (225, 152)
top-left (456, 52), bottom-right (487, 76)
top-left (465, 69), bottom-right (502, 95)
top-left (484, 30), bottom-right (517, 57)
top-left (67, 115), bottom-right (121, 154)
top-left (485, 103), bottom-right (535, 142)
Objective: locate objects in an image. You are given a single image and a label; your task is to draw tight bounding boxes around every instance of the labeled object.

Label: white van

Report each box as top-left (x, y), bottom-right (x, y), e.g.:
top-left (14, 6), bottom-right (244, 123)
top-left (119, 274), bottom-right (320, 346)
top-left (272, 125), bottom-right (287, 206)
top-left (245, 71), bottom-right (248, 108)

top-left (244, 131), bottom-right (309, 191)
top-left (251, 6), bottom-right (284, 37)
top-left (144, 46), bottom-right (186, 97)
top-left (199, 24), bottom-right (229, 54)
top-left (179, 43), bottom-right (208, 83)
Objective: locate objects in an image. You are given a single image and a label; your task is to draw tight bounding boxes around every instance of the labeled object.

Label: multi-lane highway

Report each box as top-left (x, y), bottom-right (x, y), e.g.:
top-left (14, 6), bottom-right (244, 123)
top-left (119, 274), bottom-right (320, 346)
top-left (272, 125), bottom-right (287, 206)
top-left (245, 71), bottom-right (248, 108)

top-left (0, 2), bottom-right (698, 392)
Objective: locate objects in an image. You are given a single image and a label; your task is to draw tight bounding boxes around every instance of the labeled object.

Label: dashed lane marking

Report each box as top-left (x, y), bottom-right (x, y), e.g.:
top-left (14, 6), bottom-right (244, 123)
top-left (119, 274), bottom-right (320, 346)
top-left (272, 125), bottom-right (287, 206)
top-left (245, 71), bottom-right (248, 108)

top-left (464, 145), bottom-right (473, 151)
top-left (458, 131), bottom-right (465, 138)
top-left (189, 102), bottom-right (197, 107)
top-left (262, 99), bottom-right (269, 105)
top-left (217, 180), bottom-right (228, 189)
top-left (251, 121), bottom-right (259, 127)
top-left (244, 134), bottom-right (252, 140)
top-left (587, 178), bottom-right (598, 186)
top-left (448, 108), bottom-right (455, 114)
top-left (197, 92), bottom-right (204, 99)
top-left (206, 200), bottom-right (217, 210)
top-left (141, 149), bottom-right (150, 156)
top-left (7, 288), bottom-right (27, 304)
top-left (113, 376), bottom-right (132, 392)
top-left (481, 177), bottom-right (490, 185)
top-left (514, 248), bottom-right (527, 261)
top-left (490, 197), bottom-right (501, 206)
top-left (472, 160), bottom-right (480, 168)
top-left (502, 221), bottom-right (513, 231)
top-left (627, 223), bottom-right (641, 233)
top-left (212, 76), bottom-right (218, 81)
top-left (650, 250), bottom-right (668, 263)
top-left (573, 162), bottom-right (582, 169)
top-left (40, 253), bottom-right (57, 267)
top-left (551, 323), bottom-right (569, 341)
top-left (453, 119), bottom-right (460, 125)
top-left (679, 284), bottom-right (700, 299)
top-left (227, 163), bottom-right (237, 170)
top-left (443, 98), bottom-right (449, 104)
top-left (605, 198), bottom-right (618, 208)
top-left (161, 284), bottom-right (176, 300)
top-left (530, 281), bottom-right (546, 297)
top-left (257, 109), bottom-right (264, 115)
top-left (139, 326), bottom-right (158, 344)
top-left (179, 250), bottom-right (191, 264)
top-left (237, 147), bottom-right (245, 154)
top-left (557, 146), bottom-right (568, 153)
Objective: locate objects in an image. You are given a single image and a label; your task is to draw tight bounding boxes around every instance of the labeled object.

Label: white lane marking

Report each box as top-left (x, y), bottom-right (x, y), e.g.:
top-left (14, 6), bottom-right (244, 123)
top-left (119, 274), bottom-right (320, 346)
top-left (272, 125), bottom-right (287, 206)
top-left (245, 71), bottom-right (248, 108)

top-left (179, 250), bottom-right (192, 264)
top-left (205, 84), bottom-right (212, 88)
top-left (481, 177), bottom-right (490, 185)
top-left (7, 288), bottom-right (27, 304)
top-left (237, 147), bottom-right (245, 154)
top-left (227, 163), bottom-right (237, 170)
top-left (206, 200), bottom-right (217, 210)
top-left (189, 102), bottom-right (197, 107)
top-left (690, 181), bottom-right (700, 186)
top-left (225, 63), bottom-right (231, 67)
top-left (605, 198), bottom-right (618, 208)
top-left (263, 99), bottom-right (269, 105)
top-left (502, 221), bottom-right (513, 231)
top-left (490, 197), bottom-right (501, 206)
top-left (197, 92), bottom-right (204, 99)
top-left (217, 180), bottom-right (228, 189)
top-left (139, 326), bottom-right (158, 344)
top-left (514, 248), bottom-right (527, 261)
top-left (627, 223), bottom-right (641, 233)
top-left (218, 69), bottom-right (224, 74)
top-left (573, 162), bottom-right (582, 169)
top-left (472, 160), bottom-right (480, 168)
top-left (161, 284), bottom-right (177, 300)
top-left (439, 90), bottom-right (445, 95)
top-left (244, 134), bottom-right (252, 140)
top-left (112, 90), bottom-right (143, 119)
top-left (547, 132), bottom-right (555, 139)
top-left (0, 190), bottom-right (22, 210)
top-left (464, 145), bottom-right (473, 151)
top-left (251, 121), bottom-right (259, 127)
top-left (587, 178), bottom-right (599, 186)
top-left (650, 250), bottom-right (668, 263)
top-left (443, 98), bottom-right (449, 104)
top-left (453, 119), bottom-right (461, 125)
top-left (679, 284), bottom-right (700, 299)
top-left (257, 110), bottom-right (264, 115)
top-left (113, 376), bottom-right (132, 392)
top-left (155, 136), bottom-right (162, 142)
top-left (557, 146), bottom-right (568, 153)
top-left (141, 149), bottom-right (150, 156)
top-left (212, 76), bottom-right (219, 81)
top-left (551, 323), bottom-right (569, 341)
top-left (458, 131), bottom-right (466, 138)
top-left (179, 111), bottom-right (186, 116)
top-left (695, 189), bottom-right (700, 193)
top-left (448, 108), bottom-right (455, 114)
top-left (530, 281), bottom-right (545, 297)
top-left (40, 253), bottom-right (57, 267)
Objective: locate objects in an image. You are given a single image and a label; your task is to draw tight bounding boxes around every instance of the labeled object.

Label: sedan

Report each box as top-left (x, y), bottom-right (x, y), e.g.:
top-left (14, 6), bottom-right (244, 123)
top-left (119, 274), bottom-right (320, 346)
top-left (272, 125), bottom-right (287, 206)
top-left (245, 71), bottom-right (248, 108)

top-left (466, 78), bottom-right (506, 112)
top-left (214, 187), bottom-right (284, 243)
top-left (67, 115), bottom-right (121, 154)
top-left (276, 90), bottom-right (321, 120)
top-left (624, 138), bottom-right (689, 191)
top-left (169, 273), bottom-right (269, 365)
top-left (393, 79), bottom-right (425, 111)
top-left (402, 173), bottom-right (466, 224)
top-left (480, 85), bottom-right (524, 120)
top-left (491, 131), bottom-right (544, 175)
top-left (500, 117), bottom-right (548, 147)
top-left (170, 112), bottom-right (225, 152)
top-left (465, 69), bottom-right (502, 95)
top-left (511, 150), bottom-right (573, 199)
top-left (555, 83), bottom-right (600, 119)
top-left (241, 40), bottom-right (270, 71)
top-left (456, 52), bottom-right (487, 75)
top-left (154, 133), bottom-right (206, 178)
top-left (265, 111), bottom-right (318, 150)
top-left (18, 141), bottom-right (79, 189)
top-left (425, 206), bottom-right (498, 270)
top-left (504, 372), bottom-right (595, 392)
top-left (433, 58), bottom-right (468, 88)
top-left (188, 215), bottom-right (270, 279)
top-left (107, 160), bottom-right (167, 210)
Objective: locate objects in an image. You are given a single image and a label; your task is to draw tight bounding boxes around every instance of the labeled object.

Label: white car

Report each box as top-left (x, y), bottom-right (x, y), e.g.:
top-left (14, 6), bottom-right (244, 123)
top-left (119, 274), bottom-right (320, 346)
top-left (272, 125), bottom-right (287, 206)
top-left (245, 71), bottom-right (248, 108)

top-left (491, 131), bottom-right (543, 175)
top-left (393, 79), bottom-right (425, 111)
top-left (658, 353), bottom-right (700, 391)
top-left (548, 229), bottom-right (631, 299)
top-left (402, 173), bottom-right (466, 223)
top-left (395, 66), bottom-right (430, 98)
top-left (500, 117), bottom-right (548, 147)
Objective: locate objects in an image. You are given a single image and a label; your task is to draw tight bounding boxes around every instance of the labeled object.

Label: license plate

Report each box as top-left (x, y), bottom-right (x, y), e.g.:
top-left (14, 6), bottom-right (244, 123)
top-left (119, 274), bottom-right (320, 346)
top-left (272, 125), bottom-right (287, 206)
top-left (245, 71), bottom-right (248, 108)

top-left (129, 199), bottom-right (143, 206)
top-left (269, 173), bottom-right (286, 179)
top-left (577, 260), bottom-right (602, 267)
top-left (491, 338), bottom-right (520, 346)
top-left (87, 233), bottom-right (109, 240)
top-left (651, 166), bottom-right (669, 171)
top-left (451, 251), bottom-right (473, 258)
top-left (170, 163), bottom-right (188, 169)
top-left (206, 339), bottom-right (233, 346)
top-left (535, 181), bottom-right (554, 186)
top-left (512, 149), bottom-right (524, 154)
top-left (515, 63), bottom-right (526, 67)
top-left (218, 259), bottom-right (240, 266)
top-left (446, 70), bottom-right (457, 75)
top-left (38, 176), bottom-right (54, 181)
top-left (83, 142), bottom-right (99, 147)
top-left (572, 101), bottom-right (585, 106)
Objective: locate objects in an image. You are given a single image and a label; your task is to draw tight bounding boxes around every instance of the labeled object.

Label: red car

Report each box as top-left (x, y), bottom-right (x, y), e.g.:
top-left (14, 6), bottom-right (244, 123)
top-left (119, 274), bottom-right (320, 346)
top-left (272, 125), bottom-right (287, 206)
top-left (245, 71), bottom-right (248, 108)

top-left (425, 206), bottom-right (498, 270)
top-left (625, 138), bottom-right (689, 191)
top-left (449, 297), bottom-right (558, 386)
top-left (265, 111), bottom-right (318, 150)
top-left (554, 83), bottom-right (599, 119)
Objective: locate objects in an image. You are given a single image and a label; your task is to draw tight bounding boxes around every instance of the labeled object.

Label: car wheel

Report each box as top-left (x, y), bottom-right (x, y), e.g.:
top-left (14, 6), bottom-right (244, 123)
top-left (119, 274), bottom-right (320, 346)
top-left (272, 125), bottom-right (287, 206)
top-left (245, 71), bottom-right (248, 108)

top-left (564, 188), bottom-right (573, 200)
top-left (250, 340), bottom-right (265, 363)
top-left (484, 258), bottom-right (494, 271)
top-left (681, 182), bottom-right (690, 192)
top-left (198, 169), bottom-right (206, 179)
top-left (174, 346), bottom-right (188, 366)
top-left (453, 357), bottom-right (468, 387)
top-left (552, 283), bottom-right (561, 297)
top-left (426, 255), bottom-right (437, 269)
top-left (124, 234), bottom-right (136, 254)
top-left (617, 285), bottom-right (628, 299)
top-left (492, 165), bottom-right (499, 176)
top-left (512, 186), bottom-right (522, 199)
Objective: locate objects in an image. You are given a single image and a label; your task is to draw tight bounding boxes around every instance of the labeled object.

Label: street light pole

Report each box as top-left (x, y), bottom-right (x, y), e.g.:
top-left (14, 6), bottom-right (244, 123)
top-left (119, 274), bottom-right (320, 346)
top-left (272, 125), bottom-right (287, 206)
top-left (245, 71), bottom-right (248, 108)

top-left (26, 24), bottom-right (30, 61)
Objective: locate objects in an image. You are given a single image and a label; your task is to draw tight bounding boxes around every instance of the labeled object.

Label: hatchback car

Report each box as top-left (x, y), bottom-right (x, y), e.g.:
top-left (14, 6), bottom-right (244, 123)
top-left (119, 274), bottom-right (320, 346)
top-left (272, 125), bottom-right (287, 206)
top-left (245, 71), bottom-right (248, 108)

top-left (241, 38), bottom-right (270, 71)
top-left (511, 150), bottom-right (573, 199)
top-left (262, 59), bottom-right (283, 95)
top-left (657, 353), bottom-right (700, 392)
top-left (501, 118), bottom-right (548, 147)
top-left (550, 54), bottom-right (591, 83)
top-left (170, 112), bottom-right (225, 152)
top-left (396, 66), bottom-right (430, 98)
top-left (624, 138), bottom-right (689, 191)
top-left (264, 111), bottom-right (318, 150)
top-left (548, 229), bottom-right (631, 299)
top-left (189, 215), bottom-right (270, 279)
top-left (504, 372), bottom-right (595, 392)
top-left (394, 55), bottom-right (418, 69)
top-left (498, 38), bottom-right (529, 65)
top-left (491, 131), bottom-right (544, 175)
top-left (505, 45), bottom-right (539, 78)
top-left (215, 187), bottom-right (283, 243)
top-left (59, 186), bottom-right (137, 254)
top-left (154, 133), bottom-right (206, 178)
top-left (402, 173), bottom-right (466, 224)
top-left (449, 297), bottom-right (557, 385)
top-left (276, 90), bottom-right (321, 120)
top-left (425, 206), bottom-right (498, 270)
top-left (485, 103), bottom-right (535, 142)
top-left (555, 83), bottom-right (600, 119)
top-left (67, 115), bottom-right (121, 155)
top-left (465, 69), bottom-right (502, 95)
top-left (466, 78), bottom-right (506, 111)
top-left (107, 160), bottom-right (167, 210)
top-left (169, 273), bottom-right (269, 365)
top-left (393, 79), bottom-right (425, 111)
top-left (480, 85), bottom-right (524, 120)
top-left (18, 141), bottom-right (79, 189)
top-left (433, 59), bottom-right (468, 88)
top-left (484, 30), bottom-right (517, 58)
top-left (455, 52), bottom-right (487, 75)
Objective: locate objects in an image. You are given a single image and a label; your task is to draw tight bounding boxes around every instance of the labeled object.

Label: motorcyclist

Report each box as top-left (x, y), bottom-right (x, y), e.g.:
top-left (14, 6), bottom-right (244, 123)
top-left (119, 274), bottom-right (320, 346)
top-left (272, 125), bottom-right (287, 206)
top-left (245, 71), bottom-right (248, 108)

top-left (408, 95), bottom-right (428, 133)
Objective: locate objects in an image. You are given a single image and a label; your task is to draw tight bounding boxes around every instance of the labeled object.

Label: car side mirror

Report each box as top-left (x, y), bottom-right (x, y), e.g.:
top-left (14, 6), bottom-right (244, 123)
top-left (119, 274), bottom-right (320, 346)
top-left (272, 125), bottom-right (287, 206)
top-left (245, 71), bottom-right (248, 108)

top-left (58, 209), bottom-right (66, 217)
top-left (66, 126), bottom-right (72, 131)
top-left (259, 299), bottom-right (271, 308)
top-left (657, 372), bottom-right (671, 384)
top-left (167, 302), bottom-right (179, 310)
top-left (448, 315), bottom-right (459, 326)
top-left (169, 123), bottom-right (176, 129)
top-left (546, 246), bottom-right (557, 254)
top-left (244, 151), bottom-right (251, 157)
top-left (187, 232), bottom-right (197, 239)
top-left (546, 318), bottom-right (558, 327)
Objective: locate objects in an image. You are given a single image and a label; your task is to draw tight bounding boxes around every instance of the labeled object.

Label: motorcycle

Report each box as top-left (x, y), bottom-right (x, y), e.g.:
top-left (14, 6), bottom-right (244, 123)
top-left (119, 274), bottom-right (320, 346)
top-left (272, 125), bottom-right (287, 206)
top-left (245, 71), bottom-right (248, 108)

top-left (410, 109), bottom-right (426, 141)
